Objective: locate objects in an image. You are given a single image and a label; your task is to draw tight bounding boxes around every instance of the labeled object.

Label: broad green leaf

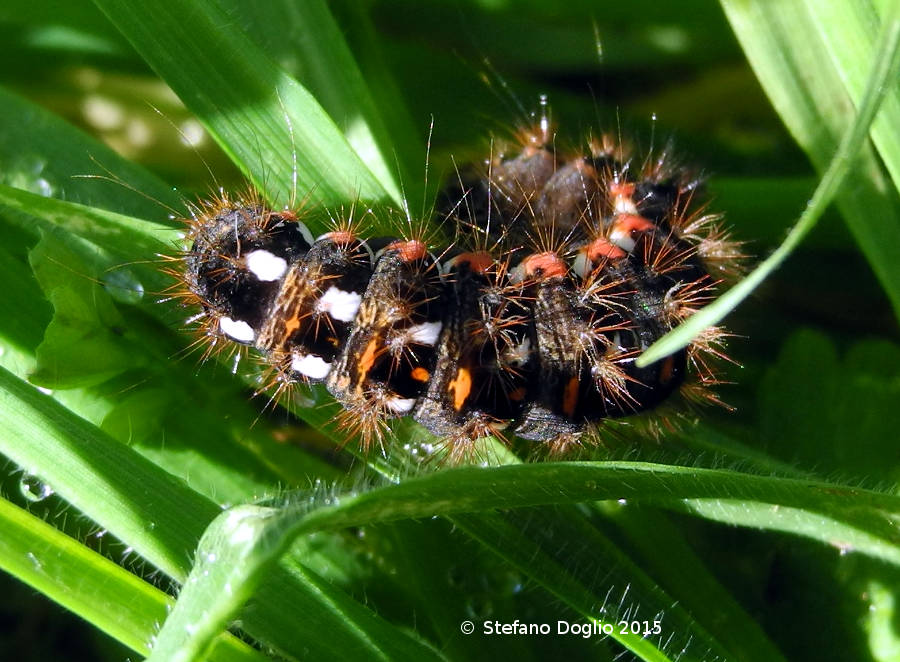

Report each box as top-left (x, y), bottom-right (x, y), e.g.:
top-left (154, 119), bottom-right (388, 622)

top-left (759, 330), bottom-right (900, 481)
top-left (0, 181), bottom-right (174, 291)
top-left (29, 228), bottom-right (140, 388)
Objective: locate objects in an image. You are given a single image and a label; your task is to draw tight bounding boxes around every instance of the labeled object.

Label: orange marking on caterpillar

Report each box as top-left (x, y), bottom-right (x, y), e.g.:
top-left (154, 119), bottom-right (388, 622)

top-left (613, 213), bottom-right (656, 234)
top-left (452, 251), bottom-right (494, 274)
top-left (387, 239), bottom-right (427, 263)
top-left (448, 366), bottom-right (473, 411)
top-left (322, 230), bottom-right (356, 245)
top-left (357, 338), bottom-right (380, 379)
top-left (586, 238), bottom-right (627, 261)
top-left (562, 376), bottom-right (580, 417)
top-left (410, 366), bottom-right (430, 382)
top-left (521, 252), bottom-right (568, 280)
top-left (284, 315), bottom-right (301, 335)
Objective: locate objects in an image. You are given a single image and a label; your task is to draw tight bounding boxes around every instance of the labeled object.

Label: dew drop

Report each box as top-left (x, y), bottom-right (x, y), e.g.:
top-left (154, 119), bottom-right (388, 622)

top-left (26, 552), bottom-right (43, 571)
top-left (2, 155), bottom-right (58, 197)
top-left (19, 474), bottom-right (53, 502)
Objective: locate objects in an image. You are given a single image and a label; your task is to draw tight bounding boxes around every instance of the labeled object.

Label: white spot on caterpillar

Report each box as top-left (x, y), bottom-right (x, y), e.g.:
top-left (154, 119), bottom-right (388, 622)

top-left (385, 397), bottom-right (416, 414)
top-left (316, 286), bottom-right (361, 322)
top-left (218, 317), bottom-right (255, 343)
top-left (246, 249), bottom-right (287, 281)
top-left (406, 321), bottom-right (442, 346)
top-left (609, 229), bottom-right (636, 252)
top-left (293, 220), bottom-right (315, 247)
top-left (508, 263), bottom-right (526, 283)
top-left (571, 251), bottom-right (591, 278)
top-left (291, 353), bottom-right (332, 379)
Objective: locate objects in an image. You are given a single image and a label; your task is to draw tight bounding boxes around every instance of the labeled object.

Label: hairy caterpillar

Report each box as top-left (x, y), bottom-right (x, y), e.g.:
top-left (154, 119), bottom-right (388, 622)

top-left (170, 119), bottom-right (741, 454)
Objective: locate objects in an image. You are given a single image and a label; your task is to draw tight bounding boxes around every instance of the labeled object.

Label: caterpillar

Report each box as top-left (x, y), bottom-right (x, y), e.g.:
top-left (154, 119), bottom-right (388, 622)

top-left (171, 119), bottom-right (741, 454)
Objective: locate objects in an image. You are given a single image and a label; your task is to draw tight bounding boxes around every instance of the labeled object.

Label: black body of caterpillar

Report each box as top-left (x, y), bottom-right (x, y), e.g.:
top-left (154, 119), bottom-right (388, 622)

top-left (178, 124), bottom-right (740, 447)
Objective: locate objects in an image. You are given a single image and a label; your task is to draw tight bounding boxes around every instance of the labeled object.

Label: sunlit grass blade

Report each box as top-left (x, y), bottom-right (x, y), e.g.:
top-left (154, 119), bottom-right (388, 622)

top-left (638, 5), bottom-right (900, 366)
top-left (0, 364), bottom-right (217, 578)
top-left (0, 498), bottom-right (269, 662)
top-left (807, 1), bottom-right (900, 195)
top-left (92, 0), bottom-right (395, 208)
top-left (218, 0), bottom-right (422, 208)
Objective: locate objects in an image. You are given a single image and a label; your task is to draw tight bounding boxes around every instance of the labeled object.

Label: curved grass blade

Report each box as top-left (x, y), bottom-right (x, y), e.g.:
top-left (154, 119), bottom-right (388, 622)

top-left (638, 5), bottom-right (900, 366)
top-left (292, 462), bottom-right (900, 565)
top-left (151, 456), bottom-right (897, 660)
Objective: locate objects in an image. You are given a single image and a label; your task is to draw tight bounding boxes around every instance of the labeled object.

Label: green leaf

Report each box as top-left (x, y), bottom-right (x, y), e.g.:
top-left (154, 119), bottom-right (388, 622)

top-left (759, 330), bottom-right (900, 481)
top-left (29, 229), bottom-right (139, 388)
